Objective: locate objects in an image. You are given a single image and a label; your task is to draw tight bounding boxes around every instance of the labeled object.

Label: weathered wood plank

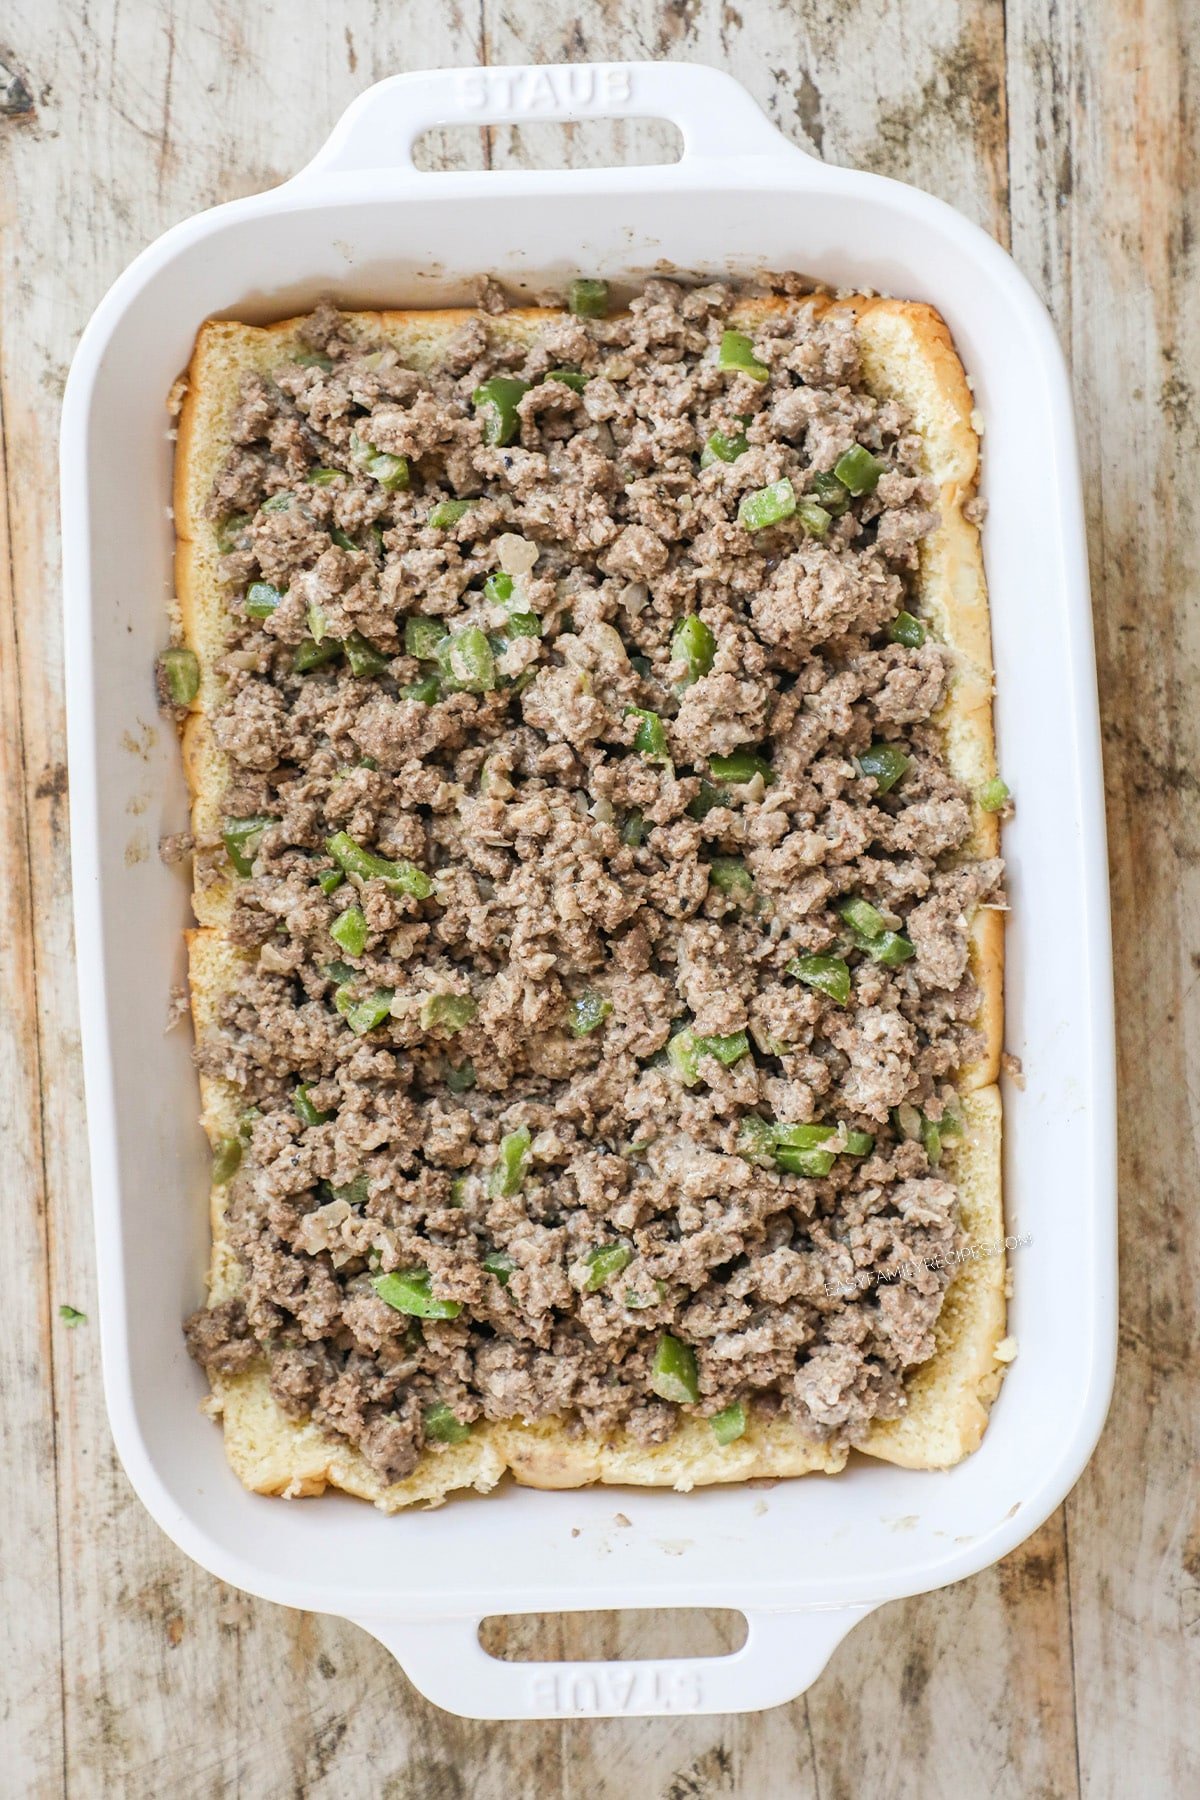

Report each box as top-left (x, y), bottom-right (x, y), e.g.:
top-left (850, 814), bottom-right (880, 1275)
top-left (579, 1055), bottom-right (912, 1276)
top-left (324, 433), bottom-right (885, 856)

top-left (0, 218), bottom-right (67, 1800)
top-left (1007, 0), bottom-right (1200, 1794)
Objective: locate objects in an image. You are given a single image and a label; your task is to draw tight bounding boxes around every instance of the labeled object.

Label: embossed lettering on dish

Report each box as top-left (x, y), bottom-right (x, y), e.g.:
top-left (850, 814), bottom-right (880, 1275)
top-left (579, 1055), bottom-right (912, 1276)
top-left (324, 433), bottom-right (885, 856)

top-left (456, 66), bottom-right (634, 115)
top-left (526, 1664), bottom-right (704, 1714)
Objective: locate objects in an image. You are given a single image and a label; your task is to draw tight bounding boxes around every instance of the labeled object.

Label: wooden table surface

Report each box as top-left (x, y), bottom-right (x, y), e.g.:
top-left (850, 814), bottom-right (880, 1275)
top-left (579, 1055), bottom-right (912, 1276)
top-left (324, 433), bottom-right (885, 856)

top-left (2, 2), bottom-right (1196, 1794)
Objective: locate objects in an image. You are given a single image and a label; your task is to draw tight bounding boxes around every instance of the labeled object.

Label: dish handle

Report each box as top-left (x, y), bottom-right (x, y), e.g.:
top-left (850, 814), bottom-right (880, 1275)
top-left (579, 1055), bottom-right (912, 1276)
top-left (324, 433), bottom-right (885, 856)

top-left (350, 1603), bottom-right (877, 1719)
top-left (292, 61), bottom-right (812, 183)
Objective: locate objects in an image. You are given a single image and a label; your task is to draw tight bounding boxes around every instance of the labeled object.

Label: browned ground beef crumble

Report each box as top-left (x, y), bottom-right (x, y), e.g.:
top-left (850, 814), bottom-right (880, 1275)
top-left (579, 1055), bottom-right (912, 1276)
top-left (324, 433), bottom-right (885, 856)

top-left (181, 283), bottom-right (1003, 1485)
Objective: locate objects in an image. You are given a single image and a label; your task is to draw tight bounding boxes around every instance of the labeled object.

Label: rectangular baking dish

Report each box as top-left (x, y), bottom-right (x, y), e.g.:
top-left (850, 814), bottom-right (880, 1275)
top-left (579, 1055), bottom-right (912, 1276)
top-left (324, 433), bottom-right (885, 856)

top-left (62, 61), bottom-right (1116, 1720)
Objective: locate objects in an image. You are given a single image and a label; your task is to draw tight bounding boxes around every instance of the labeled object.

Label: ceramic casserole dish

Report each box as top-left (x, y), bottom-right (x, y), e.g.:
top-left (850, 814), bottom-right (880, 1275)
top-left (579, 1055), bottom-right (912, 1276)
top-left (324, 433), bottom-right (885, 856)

top-left (61, 61), bottom-right (1116, 1719)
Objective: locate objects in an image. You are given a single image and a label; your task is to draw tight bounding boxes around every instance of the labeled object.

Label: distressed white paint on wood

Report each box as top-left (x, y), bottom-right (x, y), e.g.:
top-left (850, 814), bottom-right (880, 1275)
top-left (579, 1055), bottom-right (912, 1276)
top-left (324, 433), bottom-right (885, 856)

top-left (0, 272), bottom-right (68, 1800)
top-left (1, 0), bottom-right (1197, 1793)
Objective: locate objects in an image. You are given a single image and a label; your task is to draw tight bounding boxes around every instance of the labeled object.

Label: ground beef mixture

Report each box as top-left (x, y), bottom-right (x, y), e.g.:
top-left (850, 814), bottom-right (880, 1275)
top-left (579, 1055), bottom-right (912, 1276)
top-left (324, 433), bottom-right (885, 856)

top-left (181, 283), bottom-right (1003, 1486)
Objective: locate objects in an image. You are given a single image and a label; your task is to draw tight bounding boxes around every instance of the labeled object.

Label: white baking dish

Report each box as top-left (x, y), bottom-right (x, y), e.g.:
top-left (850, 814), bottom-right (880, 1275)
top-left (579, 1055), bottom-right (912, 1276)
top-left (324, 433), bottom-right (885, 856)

top-left (62, 61), bottom-right (1116, 1720)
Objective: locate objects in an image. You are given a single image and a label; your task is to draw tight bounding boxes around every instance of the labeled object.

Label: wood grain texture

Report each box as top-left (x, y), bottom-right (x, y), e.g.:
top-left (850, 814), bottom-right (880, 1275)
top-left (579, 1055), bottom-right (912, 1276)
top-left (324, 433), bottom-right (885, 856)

top-left (0, 0), bottom-right (1195, 1793)
top-left (0, 235), bottom-right (68, 1800)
